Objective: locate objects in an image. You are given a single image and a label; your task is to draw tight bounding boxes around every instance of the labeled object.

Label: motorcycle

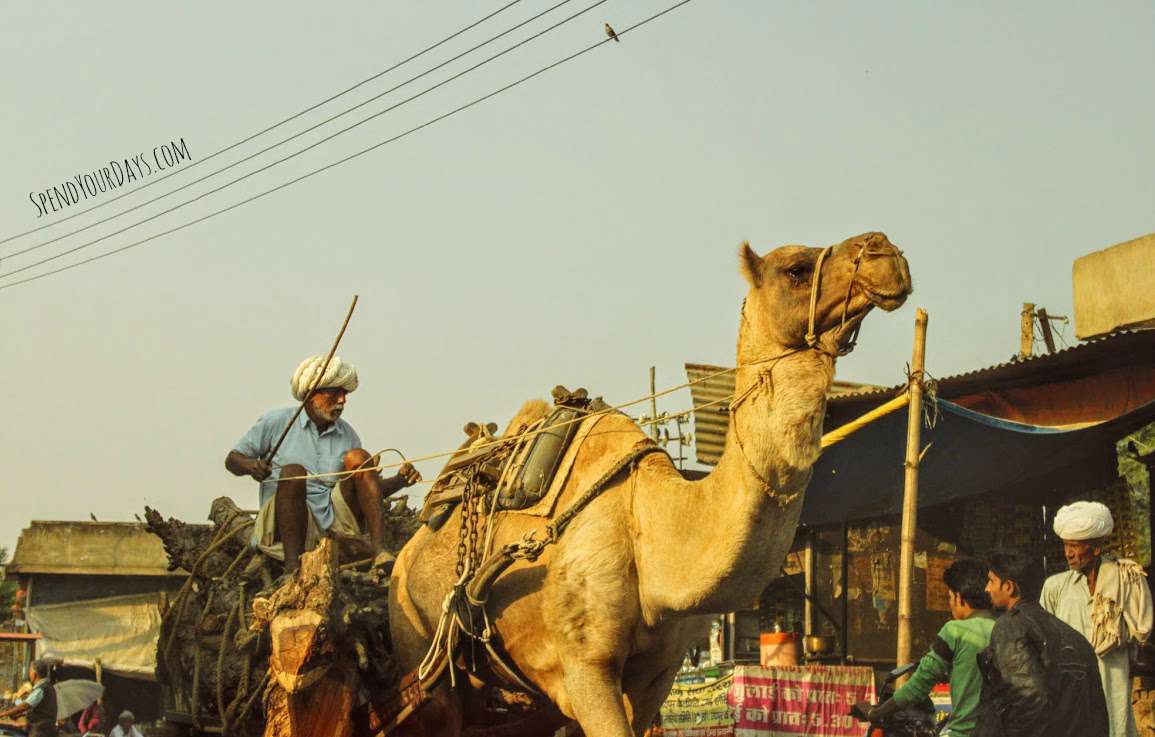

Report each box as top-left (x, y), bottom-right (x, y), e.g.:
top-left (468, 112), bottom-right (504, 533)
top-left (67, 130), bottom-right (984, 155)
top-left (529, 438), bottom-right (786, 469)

top-left (849, 662), bottom-right (940, 737)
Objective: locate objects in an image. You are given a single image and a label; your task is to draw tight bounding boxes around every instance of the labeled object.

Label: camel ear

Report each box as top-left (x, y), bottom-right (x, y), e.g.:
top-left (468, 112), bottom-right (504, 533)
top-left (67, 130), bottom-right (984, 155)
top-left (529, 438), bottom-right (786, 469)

top-left (739, 242), bottom-right (764, 287)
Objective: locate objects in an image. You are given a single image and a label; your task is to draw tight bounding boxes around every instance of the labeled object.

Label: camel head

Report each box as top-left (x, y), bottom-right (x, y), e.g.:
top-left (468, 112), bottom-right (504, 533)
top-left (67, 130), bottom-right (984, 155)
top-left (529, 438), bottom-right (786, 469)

top-left (738, 231), bottom-right (911, 359)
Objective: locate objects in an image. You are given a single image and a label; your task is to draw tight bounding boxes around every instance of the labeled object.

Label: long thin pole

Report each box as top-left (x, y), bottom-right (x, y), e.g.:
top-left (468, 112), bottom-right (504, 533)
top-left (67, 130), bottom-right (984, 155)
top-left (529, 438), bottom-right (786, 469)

top-left (821, 393), bottom-right (909, 449)
top-left (266, 295), bottom-right (359, 462)
top-left (649, 366), bottom-right (659, 441)
top-left (896, 308), bottom-right (928, 674)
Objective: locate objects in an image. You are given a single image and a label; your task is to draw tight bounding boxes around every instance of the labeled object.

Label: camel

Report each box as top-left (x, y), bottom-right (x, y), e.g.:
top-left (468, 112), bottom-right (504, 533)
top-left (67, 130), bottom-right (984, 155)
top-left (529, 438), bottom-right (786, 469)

top-left (388, 232), bottom-right (912, 737)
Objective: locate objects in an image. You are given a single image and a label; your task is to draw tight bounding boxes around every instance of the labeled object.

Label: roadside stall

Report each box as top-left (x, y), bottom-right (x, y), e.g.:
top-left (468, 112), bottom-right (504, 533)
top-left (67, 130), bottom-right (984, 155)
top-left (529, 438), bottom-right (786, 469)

top-left (677, 327), bottom-right (1155, 734)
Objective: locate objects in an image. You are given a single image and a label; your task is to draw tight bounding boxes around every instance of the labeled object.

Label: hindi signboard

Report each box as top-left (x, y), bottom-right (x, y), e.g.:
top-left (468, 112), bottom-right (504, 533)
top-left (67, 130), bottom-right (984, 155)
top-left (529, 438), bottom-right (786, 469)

top-left (730, 665), bottom-right (874, 737)
top-left (660, 672), bottom-right (735, 737)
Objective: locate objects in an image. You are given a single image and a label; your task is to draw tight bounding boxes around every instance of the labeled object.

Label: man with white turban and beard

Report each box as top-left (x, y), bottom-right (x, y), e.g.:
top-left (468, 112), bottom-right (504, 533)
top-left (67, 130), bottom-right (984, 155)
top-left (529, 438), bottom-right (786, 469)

top-left (1041, 501), bottom-right (1153, 737)
top-left (226, 355), bottom-right (421, 574)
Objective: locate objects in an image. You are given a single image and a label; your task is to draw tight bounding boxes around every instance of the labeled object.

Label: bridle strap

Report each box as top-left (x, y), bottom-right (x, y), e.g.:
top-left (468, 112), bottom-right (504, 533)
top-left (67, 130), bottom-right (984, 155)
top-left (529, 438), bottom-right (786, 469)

top-left (804, 246), bottom-right (835, 348)
top-left (834, 244), bottom-right (867, 356)
top-left (745, 238), bottom-right (870, 364)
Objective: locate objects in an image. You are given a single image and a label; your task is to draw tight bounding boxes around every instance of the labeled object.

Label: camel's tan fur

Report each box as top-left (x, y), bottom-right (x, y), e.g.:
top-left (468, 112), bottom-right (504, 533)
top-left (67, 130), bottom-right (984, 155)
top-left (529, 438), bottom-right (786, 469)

top-left (389, 232), bottom-right (912, 737)
top-left (502, 398), bottom-right (551, 436)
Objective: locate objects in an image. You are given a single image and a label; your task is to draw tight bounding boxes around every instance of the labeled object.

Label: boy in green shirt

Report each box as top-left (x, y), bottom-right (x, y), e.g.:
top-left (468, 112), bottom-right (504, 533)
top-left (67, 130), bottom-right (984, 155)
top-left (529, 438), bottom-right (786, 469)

top-left (858, 559), bottom-right (996, 737)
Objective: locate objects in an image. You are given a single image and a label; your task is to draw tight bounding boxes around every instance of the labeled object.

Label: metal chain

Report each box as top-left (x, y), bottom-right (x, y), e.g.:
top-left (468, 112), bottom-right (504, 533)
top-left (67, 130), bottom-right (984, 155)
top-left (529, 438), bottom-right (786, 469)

top-left (467, 473), bottom-right (482, 574)
top-left (455, 473), bottom-right (471, 578)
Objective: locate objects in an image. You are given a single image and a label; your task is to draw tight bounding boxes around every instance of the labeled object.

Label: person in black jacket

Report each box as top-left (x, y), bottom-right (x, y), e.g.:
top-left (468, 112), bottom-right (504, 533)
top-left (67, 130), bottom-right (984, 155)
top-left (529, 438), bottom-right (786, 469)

top-left (973, 550), bottom-right (1109, 737)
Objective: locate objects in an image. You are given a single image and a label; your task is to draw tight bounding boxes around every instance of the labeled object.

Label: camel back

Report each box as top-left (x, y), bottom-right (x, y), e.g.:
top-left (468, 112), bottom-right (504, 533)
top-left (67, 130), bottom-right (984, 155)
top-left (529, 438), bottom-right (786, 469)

top-left (419, 386), bottom-right (626, 527)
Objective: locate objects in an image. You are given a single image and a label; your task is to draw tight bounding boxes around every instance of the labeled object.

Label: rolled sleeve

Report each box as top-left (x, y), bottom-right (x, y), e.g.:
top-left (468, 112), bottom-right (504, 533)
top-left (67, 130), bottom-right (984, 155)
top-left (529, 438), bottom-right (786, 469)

top-left (20, 685), bottom-right (45, 707)
top-left (233, 411), bottom-right (278, 458)
top-left (1127, 571), bottom-right (1154, 643)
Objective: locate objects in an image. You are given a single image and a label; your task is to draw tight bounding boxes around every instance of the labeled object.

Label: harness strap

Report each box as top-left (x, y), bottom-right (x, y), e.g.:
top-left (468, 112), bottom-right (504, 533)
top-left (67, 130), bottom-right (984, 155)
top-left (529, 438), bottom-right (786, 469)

top-left (834, 244), bottom-right (867, 355)
top-left (804, 245), bottom-right (835, 348)
top-left (446, 441), bottom-right (667, 696)
top-left (466, 441), bottom-right (667, 606)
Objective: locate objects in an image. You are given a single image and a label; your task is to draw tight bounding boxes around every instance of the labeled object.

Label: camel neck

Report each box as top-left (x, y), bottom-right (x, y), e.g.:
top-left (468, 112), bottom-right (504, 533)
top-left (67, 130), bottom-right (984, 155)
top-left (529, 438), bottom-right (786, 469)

top-left (632, 347), bottom-right (833, 619)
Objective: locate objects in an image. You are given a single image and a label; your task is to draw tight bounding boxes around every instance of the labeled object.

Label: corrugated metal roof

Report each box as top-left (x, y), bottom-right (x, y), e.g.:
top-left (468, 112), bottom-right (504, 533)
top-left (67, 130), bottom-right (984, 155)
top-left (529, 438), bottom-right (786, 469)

top-left (685, 364), bottom-right (871, 465)
top-left (827, 329), bottom-right (1155, 409)
top-left (687, 329), bottom-right (1155, 466)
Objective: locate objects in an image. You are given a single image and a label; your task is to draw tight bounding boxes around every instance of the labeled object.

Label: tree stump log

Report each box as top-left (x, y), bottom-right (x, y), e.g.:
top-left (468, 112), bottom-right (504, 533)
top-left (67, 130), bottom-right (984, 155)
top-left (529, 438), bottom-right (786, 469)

top-left (147, 495), bottom-right (419, 736)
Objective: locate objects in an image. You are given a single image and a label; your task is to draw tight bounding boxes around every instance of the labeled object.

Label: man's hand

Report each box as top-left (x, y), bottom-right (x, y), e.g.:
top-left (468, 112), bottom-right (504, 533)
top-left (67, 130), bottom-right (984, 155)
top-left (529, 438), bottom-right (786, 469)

top-left (849, 702), bottom-right (873, 722)
top-left (249, 458), bottom-right (272, 481)
top-left (226, 450), bottom-right (273, 481)
top-left (396, 462), bottom-right (422, 487)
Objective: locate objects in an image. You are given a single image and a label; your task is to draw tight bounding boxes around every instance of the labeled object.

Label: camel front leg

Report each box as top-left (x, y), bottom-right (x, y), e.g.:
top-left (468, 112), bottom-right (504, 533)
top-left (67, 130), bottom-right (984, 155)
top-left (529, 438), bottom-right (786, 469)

top-left (624, 664), bottom-right (679, 736)
top-left (561, 660), bottom-right (632, 737)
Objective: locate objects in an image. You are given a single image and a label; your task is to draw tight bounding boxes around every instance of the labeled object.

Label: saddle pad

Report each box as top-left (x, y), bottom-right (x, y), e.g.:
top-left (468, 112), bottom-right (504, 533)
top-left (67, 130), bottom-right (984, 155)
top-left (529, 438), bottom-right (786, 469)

top-left (509, 410), bottom-right (645, 518)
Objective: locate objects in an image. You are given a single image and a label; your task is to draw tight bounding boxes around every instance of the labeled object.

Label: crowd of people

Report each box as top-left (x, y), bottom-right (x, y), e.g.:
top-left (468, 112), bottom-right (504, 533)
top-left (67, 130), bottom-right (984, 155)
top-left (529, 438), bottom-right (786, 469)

top-left (857, 500), bottom-right (1153, 737)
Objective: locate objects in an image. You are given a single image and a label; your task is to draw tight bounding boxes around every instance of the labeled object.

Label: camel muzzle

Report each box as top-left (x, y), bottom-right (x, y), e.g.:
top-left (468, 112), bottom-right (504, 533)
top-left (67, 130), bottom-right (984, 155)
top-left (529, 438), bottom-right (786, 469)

top-left (857, 244), bottom-right (912, 312)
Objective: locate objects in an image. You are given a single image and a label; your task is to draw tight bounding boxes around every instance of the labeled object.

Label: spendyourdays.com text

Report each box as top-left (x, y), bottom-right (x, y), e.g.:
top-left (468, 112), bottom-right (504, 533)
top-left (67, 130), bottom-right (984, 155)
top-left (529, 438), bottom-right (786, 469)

top-left (27, 137), bottom-right (192, 218)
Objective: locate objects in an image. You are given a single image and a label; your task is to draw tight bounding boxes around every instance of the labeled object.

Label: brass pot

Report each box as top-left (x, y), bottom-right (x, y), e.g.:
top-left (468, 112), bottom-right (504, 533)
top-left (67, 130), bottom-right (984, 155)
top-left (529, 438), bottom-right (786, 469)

top-left (804, 634), bottom-right (836, 656)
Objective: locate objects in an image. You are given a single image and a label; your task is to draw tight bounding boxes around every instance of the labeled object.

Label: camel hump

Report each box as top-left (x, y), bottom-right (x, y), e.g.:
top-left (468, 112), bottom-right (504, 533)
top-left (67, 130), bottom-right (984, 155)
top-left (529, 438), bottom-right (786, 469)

top-left (501, 399), bottom-right (551, 436)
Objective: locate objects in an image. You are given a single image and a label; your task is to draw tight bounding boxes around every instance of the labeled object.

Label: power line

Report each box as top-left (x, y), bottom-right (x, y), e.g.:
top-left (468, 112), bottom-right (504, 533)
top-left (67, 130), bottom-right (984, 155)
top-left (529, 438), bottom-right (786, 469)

top-left (0, 0), bottom-right (609, 281)
top-left (0, 0), bottom-right (696, 292)
top-left (0, 1), bottom-right (523, 249)
top-left (3, 0), bottom-right (579, 261)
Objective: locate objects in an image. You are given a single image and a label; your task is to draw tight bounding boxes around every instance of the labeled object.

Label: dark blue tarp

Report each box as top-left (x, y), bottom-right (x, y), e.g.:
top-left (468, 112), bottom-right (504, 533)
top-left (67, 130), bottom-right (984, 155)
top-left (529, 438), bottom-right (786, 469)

top-left (800, 399), bottom-right (1155, 526)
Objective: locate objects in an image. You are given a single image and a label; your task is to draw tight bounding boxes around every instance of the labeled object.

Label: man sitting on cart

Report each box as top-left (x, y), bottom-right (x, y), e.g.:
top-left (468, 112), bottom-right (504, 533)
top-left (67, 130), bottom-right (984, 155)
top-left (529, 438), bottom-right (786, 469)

top-left (225, 355), bottom-right (420, 574)
top-left (854, 559), bottom-right (995, 737)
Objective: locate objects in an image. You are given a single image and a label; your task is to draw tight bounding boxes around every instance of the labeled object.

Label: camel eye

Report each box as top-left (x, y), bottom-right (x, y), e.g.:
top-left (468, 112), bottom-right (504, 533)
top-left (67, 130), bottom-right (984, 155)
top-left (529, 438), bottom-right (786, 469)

top-left (785, 264), bottom-right (811, 282)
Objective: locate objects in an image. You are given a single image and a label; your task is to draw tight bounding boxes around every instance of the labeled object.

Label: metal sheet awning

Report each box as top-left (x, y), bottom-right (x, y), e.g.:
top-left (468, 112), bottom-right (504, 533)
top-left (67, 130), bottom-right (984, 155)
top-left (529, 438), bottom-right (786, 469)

top-left (800, 399), bottom-right (1155, 526)
top-left (685, 364), bottom-right (873, 465)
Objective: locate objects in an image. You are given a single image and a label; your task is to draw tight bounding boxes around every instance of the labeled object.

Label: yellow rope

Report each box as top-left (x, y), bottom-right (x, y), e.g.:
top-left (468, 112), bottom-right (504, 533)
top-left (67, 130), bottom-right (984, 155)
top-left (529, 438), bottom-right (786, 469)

top-left (272, 345), bottom-right (916, 486)
top-left (273, 361), bottom-right (751, 483)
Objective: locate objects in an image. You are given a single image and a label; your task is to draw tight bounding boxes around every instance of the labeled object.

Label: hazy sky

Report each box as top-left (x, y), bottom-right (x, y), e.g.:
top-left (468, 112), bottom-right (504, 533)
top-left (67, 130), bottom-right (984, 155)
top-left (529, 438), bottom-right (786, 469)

top-left (2, 2), bottom-right (1153, 553)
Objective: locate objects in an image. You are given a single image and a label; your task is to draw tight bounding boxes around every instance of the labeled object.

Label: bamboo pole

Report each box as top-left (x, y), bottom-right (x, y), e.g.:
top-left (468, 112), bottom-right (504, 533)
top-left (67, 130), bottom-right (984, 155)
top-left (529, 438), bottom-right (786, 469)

top-left (896, 308), bottom-right (928, 677)
top-left (1019, 302), bottom-right (1035, 358)
top-left (820, 393), bottom-right (909, 449)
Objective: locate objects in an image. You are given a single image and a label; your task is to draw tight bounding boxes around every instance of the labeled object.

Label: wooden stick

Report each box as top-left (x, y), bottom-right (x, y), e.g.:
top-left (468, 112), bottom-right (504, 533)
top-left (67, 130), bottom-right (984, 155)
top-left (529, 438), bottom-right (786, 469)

top-left (1019, 302), bottom-right (1035, 358)
top-left (896, 308), bottom-right (928, 679)
top-left (266, 295), bottom-right (359, 463)
top-left (649, 366), bottom-right (659, 441)
top-left (1037, 307), bottom-right (1057, 354)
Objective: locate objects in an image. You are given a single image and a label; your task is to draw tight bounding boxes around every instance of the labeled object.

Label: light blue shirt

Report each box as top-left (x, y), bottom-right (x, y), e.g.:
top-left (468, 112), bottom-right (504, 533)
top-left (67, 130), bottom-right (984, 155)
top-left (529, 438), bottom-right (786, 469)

top-left (17, 679), bottom-right (48, 707)
top-left (233, 407), bottom-right (362, 530)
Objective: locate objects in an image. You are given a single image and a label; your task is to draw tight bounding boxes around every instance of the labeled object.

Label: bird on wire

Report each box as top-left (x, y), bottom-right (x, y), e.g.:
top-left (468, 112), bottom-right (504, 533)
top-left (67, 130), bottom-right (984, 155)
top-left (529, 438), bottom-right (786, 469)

top-left (605, 22), bottom-right (620, 42)
top-left (89, 513), bottom-right (97, 521)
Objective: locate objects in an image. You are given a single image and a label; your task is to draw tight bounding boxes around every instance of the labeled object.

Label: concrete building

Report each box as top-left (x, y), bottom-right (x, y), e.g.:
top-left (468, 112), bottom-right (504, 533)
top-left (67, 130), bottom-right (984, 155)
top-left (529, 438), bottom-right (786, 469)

top-left (4, 520), bottom-right (189, 725)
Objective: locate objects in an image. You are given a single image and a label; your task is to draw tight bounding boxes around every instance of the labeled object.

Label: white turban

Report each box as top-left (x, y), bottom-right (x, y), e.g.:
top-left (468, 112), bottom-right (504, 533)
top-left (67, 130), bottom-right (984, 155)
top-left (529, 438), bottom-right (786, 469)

top-left (1053, 501), bottom-right (1114, 541)
top-left (290, 355), bottom-right (359, 401)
